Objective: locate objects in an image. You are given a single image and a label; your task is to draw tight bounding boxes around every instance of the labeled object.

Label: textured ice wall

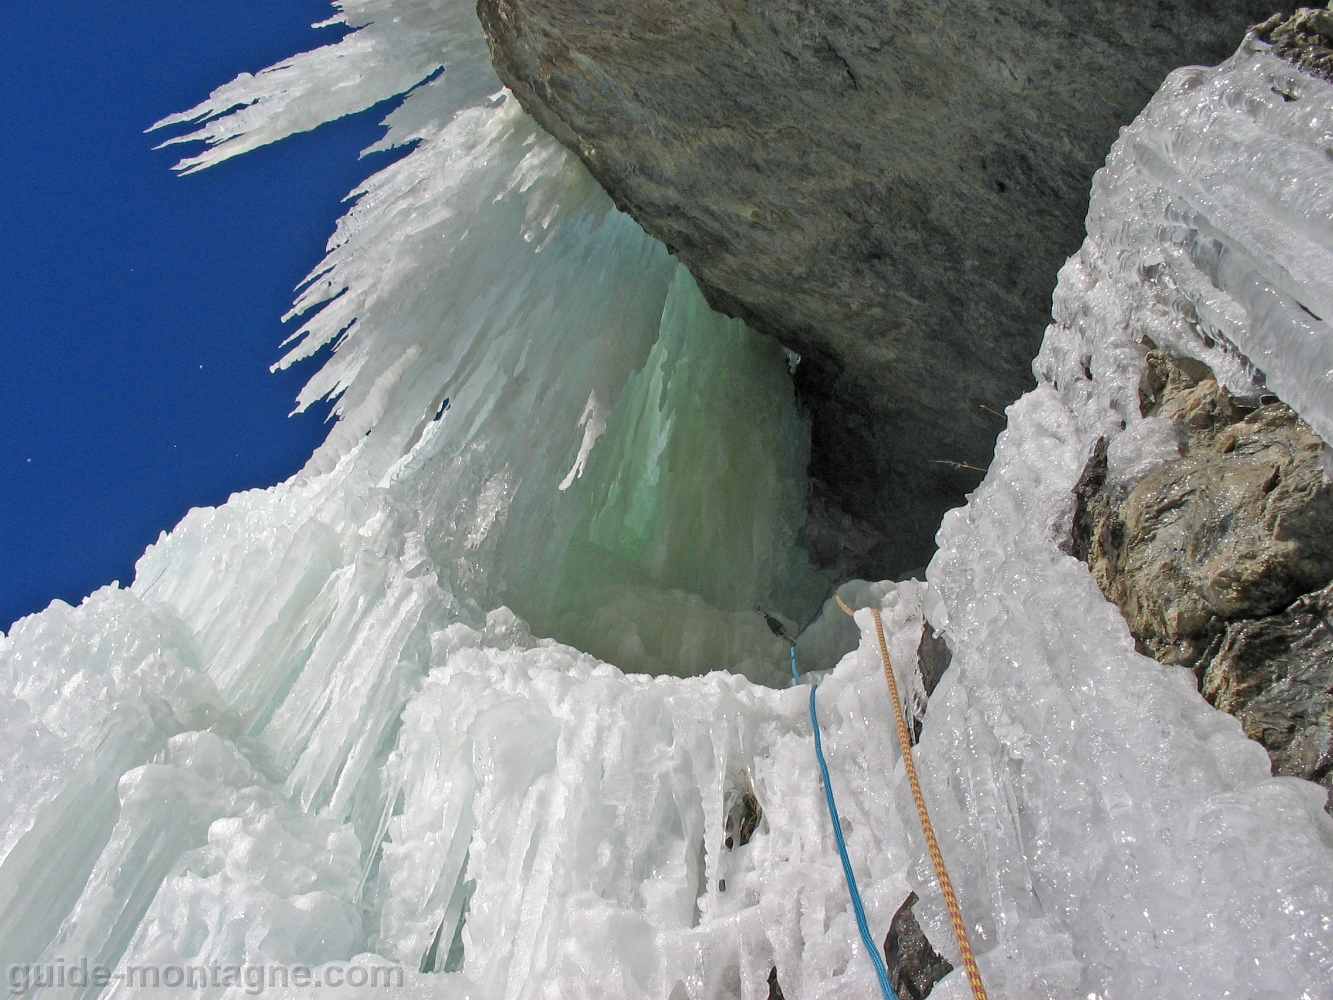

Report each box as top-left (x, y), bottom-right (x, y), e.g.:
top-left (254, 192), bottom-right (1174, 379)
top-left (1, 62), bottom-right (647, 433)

top-left (2, 8), bottom-right (1333, 1000)
top-left (1082, 36), bottom-right (1333, 446)
top-left (915, 35), bottom-right (1333, 997)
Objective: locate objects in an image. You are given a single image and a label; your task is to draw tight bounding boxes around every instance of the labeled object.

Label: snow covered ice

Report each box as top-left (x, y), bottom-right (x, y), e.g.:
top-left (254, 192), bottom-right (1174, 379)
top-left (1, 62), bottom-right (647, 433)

top-left (2, 4), bottom-right (1332, 998)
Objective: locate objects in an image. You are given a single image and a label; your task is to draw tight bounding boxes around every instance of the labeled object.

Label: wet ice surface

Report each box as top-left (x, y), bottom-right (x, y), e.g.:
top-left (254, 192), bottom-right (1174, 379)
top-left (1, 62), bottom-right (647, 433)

top-left (3, 8), bottom-right (1333, 998)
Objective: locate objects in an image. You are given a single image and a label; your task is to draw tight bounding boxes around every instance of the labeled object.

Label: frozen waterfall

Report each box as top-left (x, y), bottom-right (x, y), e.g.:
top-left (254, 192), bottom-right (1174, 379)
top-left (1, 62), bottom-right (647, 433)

top-left (2, 4), bottom-right (1332, 998)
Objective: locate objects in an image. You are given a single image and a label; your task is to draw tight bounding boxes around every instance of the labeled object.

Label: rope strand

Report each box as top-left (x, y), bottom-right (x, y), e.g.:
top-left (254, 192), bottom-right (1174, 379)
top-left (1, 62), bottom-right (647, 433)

top-left (791, 645), bottom-right (900, 1000)
top-left (836, 593), bottom-right (989, 1000)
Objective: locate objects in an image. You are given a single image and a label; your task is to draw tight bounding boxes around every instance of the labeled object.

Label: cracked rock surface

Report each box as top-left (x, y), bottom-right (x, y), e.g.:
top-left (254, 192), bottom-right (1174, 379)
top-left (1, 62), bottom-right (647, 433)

top-left (1074, 350), bottom-right (1333, 810)
top-left (478, 0), bottom-right (1272, 577)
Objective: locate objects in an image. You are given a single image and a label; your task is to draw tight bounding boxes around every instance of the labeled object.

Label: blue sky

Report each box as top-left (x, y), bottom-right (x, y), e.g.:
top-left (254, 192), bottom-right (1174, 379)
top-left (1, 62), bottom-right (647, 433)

top-left (1, 2), bottom-right (408, 629)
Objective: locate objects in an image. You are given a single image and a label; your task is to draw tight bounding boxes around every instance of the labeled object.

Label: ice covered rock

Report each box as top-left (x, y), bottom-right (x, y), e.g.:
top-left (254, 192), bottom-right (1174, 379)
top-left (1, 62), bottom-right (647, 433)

top-left (912, 21), bottom-right (1333, 993)
top-left (1067, 14), bottom-right (1333, 812)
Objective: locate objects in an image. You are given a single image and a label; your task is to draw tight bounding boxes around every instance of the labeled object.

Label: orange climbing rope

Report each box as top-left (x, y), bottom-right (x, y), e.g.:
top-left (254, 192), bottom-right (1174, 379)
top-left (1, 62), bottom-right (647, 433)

top-left (836, 593), bottom-right (989, 1000)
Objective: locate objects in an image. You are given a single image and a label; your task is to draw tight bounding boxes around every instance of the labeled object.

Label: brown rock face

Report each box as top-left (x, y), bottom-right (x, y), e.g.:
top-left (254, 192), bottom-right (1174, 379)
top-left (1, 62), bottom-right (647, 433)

top-left (1254, 3), bottom-right (1333, 83)
top-left (1075, 352), bottom-right (1333, 672)
top-left (1203, 583), bottom-right (1333, 807)
top-left (1074, 350), bottom-right (1333, 810)
top-left (477, 0), bottom-right (1272, 577)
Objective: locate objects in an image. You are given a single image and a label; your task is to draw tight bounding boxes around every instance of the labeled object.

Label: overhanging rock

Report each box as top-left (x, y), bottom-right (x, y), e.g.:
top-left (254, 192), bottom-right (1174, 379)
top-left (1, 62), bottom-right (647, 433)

top-left (478, 0), bottom-right (1274, 577)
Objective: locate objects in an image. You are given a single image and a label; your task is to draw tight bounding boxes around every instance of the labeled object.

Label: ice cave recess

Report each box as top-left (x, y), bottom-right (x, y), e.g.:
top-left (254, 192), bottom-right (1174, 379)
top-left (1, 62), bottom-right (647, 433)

top-left (1, 2), bottom-right (1332, 999)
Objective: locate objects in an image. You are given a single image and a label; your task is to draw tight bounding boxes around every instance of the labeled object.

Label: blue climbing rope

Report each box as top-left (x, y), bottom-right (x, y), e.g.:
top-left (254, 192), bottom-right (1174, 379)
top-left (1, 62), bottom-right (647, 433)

top-left (790, 644), bottom-right (900, 1000)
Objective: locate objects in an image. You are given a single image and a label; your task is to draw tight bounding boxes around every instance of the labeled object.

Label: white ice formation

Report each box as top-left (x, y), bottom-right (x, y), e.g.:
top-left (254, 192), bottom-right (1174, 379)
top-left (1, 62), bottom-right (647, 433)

top-left (2, 5), bottom-right (1332, 998)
